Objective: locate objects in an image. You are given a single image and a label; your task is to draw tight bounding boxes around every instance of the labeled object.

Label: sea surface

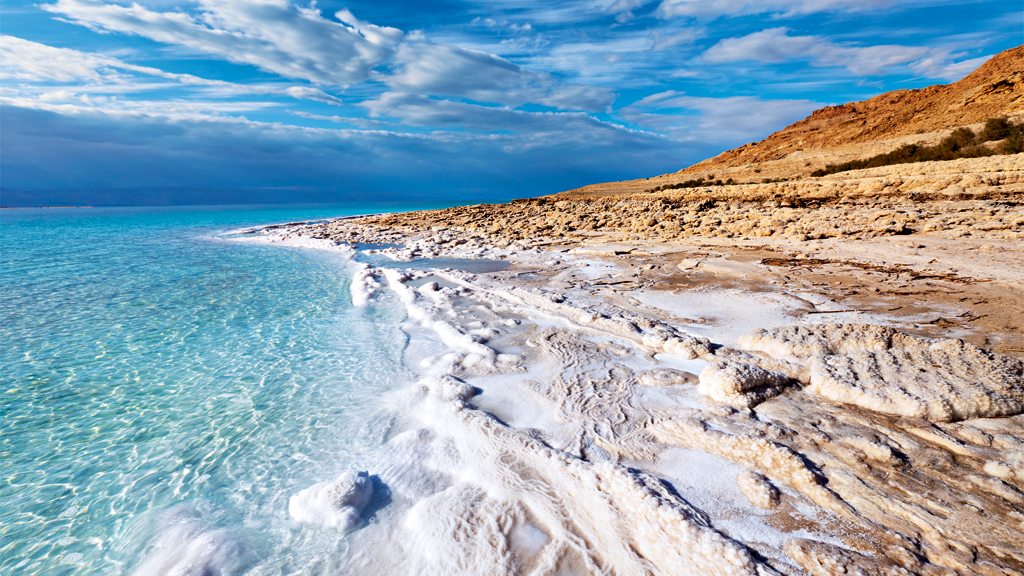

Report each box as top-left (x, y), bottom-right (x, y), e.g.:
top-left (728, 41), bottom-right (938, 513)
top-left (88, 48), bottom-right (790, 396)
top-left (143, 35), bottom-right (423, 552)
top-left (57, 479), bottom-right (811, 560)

top-left (0, 203), bottom-right (461, 575)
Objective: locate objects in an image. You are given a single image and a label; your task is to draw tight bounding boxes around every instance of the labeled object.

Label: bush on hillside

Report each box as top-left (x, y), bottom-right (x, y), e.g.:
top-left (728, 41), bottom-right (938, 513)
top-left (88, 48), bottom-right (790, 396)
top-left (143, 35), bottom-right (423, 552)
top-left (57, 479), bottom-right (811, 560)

top-left (811, 117), bottom-right (1019, 177)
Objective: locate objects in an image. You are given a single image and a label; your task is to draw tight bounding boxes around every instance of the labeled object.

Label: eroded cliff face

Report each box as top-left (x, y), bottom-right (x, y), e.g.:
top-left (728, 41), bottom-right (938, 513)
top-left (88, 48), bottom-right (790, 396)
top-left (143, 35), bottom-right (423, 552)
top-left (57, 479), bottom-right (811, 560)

top-left (567, 45), bottom-right (1024, 193)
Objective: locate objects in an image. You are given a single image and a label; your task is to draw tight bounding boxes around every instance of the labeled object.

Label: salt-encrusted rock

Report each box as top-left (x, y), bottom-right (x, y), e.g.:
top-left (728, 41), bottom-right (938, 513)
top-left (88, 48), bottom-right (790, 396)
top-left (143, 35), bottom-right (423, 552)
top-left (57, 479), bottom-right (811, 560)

top-left (735, 471), bottom-right (780, 510)
top-left (785, 539), bottom-right (914, 576)
top-left (738, 324), bottom-right (931, 358)
top-left (984, 452), bottom-right (1024, 487)
top-left (664, 336), bottom-right (713, 360)
top-left (289, 471), bottom-right (374, 532)
top-left (423, 375), bottom-right (477, 402)
top-left (808, 340), bottom-right (1024, 422)
top-left (698, 361), bottom-right (791, 408)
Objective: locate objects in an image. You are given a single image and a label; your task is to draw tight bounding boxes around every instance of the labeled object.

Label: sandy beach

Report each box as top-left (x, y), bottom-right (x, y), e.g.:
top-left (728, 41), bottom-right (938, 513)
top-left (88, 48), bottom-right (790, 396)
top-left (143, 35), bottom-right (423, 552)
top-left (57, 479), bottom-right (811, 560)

top-left (247, 151), bottom-right (1024, 575)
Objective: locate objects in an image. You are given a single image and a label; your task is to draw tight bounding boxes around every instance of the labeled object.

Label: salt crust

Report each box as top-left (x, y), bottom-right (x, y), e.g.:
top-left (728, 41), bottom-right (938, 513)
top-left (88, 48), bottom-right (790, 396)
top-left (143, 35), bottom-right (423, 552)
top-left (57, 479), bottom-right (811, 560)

top-left (266, 216), bottom-right (1024, 575)
top-left (738, 324), bottom-right (932, 358)
top-left (734, 324), bottom-right (1024, 422)
top-left (698, 361), bottom-right (791, 408)
top-left (984, 452), bottom-right (1024, 486)
top-left (649, 417), bottom-right (847, 517)
top-left (639, 368), bottom-right (697, 387)
top-left (406, 378), bottom-right (759, 576)
top-left (370, 269), bottom-right (759, 574)
top-left (288, 471), bottom-right (374, 532)
top-left (784, 539), bottom-right (913, 576)
top-left (437, 272), bottom-right (715, 361)
top-left (735, 471), bottom-right (780, 510)
top-left (809, 339), bottom-right (1024, 422)
top-left (349, 263), bottom-right (379, 306)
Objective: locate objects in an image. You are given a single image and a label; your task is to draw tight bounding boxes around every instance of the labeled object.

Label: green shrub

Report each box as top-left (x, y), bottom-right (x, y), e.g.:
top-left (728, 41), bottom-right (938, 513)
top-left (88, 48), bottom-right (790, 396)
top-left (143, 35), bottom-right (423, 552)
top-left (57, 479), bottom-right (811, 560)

top-left (979, 117), bottom-right (1011, 142)
top-left (1004, 124), bottom-right (1024, 154)
top-left (811, 117), bottom-right (1017, 177)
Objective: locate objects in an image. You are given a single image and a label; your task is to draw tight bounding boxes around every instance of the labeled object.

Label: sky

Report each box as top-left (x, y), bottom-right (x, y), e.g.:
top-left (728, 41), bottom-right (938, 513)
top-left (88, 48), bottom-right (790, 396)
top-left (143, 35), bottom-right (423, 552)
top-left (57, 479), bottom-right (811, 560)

top-left (1, 0), bottom-right (1020, 205)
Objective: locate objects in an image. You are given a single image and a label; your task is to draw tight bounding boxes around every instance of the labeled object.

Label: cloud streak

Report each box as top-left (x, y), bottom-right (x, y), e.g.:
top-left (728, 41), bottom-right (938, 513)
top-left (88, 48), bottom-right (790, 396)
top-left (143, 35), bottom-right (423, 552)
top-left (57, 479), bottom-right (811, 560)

top-left (43, 0), bottom-right (404, 86)
top-left (703, 28), bottom-right (980, 79)
top-left (1, 34), bottom-right (345, 105)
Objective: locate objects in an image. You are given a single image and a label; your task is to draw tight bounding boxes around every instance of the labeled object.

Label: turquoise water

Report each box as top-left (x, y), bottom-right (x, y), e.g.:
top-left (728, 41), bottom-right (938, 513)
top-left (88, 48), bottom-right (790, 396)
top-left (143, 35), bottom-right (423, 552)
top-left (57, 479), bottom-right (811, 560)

top-left (0, 204), bottom-right (452, 574)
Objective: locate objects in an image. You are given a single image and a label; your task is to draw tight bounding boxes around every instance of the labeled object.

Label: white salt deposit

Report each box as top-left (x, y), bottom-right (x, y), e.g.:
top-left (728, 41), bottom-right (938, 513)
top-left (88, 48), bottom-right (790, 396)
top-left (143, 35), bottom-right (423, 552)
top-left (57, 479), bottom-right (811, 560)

top-left (984, 452), bottom-right (1024, 485)
top-left (395, 376), bottom-right (760, 576)
top-left (738, 324), bottom-right (931, 358)
top-left (784, 539), bottom-right (914, 576)
top-left (735, 471), bottom-right (780, 510)
top-left (808, 339), bottom-right (1024, 421)
top-left (263, 220), bottom-right (1024, 575)
top-left (349, 263), bottom-right (379, 306)
top-left (698, 360), bottom-right (791, 408)
top-left (288, 471), bottom-right (374, 532)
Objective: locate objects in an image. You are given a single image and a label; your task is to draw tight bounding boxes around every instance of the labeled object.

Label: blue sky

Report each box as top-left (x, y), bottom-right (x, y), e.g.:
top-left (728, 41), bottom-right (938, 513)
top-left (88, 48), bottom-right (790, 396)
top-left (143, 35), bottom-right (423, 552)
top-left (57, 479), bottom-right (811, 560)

top-left (1, 0), bottom-right (1019, 204)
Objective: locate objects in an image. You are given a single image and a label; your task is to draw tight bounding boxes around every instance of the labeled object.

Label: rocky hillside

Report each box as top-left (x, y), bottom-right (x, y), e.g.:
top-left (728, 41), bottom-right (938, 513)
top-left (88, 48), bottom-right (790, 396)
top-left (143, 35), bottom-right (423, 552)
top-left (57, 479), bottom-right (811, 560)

top-left (566, 44), bottom-right (1024, 197)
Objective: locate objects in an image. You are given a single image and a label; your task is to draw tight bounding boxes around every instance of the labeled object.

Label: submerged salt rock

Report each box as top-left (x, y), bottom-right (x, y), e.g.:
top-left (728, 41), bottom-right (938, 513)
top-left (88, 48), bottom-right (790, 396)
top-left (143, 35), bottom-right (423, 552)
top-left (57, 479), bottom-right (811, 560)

top-left (698, 361), bottom-right (790, 408)
top-left (738, 324), bottom-right (931, 358)
top-left (808, 340), bottom-right (1024, 422)
top-left (735, 471), bottom-right (780, 510)
top-left (288, 471), bottom-right (374, 532)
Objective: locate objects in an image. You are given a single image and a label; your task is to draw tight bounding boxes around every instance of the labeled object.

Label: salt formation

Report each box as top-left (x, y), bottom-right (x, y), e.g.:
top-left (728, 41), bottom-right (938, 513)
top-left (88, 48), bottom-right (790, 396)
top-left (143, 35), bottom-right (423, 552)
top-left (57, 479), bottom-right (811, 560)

top-left (984, 452), bottom-right (1024, 485)
top-left (735, 471), bottom-right (780, 510)
top-left (349, 263), bottom-right (379, 306)
top-left (809, 339), bottom-right (1024, 421)
top-left (265, 217), bottom-right (1024, 574)
top-left (698, 361), bottom-right (791, 408)
top-left (639, 368), bottom-right (697, 387)
top-left (382, 269), bottom-right (507, 372)
top-left (737, 324), bottom-right (931, 358)
top-left (397, 378), bottom-right (759, 576)
top-left (784, 539), bottom-right (914, 576)
top-left (437, 272), bottom-right (715, 361)
top-left (288, 471), bottom-right (374, 532)
top-left (649, 417), bottom-right (845, 516)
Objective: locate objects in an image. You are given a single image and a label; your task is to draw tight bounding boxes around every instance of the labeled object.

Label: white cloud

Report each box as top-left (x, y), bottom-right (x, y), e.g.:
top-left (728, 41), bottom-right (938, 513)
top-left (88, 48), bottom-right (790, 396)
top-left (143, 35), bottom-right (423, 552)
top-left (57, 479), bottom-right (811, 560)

top-left (360, 92), bottom-right (638, 134)
top-left (702, 28), bottom-right (978, 78)
top-left (657, 0), bottom-right (893, 18)
top-left (42, 0), bottom-right (612, 111)
top-left (385, 42), bottom-right (614, 111)
top-left (1, 34), bottom-right (122, 82)
top-left (910, 53), bottom-right (990, 82)
top-left (284, 86), bottom-right (343, 105)
top-left (621, 90), bottom-right (821, 143)
top-left (649, 29), bottom-right (701, 51)
top-left (0, 35), bottom-right (346, 107)
top-left (43, 0), bottom-right (404, 86)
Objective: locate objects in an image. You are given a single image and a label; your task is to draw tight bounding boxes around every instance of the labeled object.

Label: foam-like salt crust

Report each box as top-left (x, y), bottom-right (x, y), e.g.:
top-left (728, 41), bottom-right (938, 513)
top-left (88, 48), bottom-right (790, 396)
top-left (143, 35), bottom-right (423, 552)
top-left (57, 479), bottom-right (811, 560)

top-left (698, 361), bottom-right (790, 408)
top-left (809, 340), bottom-right (1024, 421)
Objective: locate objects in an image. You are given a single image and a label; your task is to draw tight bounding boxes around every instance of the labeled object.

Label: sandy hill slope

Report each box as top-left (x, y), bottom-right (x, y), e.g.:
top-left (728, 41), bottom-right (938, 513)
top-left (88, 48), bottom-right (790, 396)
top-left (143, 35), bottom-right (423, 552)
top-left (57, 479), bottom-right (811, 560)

top-left (565, 44), bottom-right (1024, 197)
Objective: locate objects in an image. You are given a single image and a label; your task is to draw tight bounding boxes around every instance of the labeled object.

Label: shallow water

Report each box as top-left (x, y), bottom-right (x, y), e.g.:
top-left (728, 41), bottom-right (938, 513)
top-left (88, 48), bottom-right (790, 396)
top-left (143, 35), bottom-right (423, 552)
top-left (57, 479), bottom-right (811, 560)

top-left (354, 251), bottom-right (511, 274)
top-left (0, 204), bottom-right (456, 575)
